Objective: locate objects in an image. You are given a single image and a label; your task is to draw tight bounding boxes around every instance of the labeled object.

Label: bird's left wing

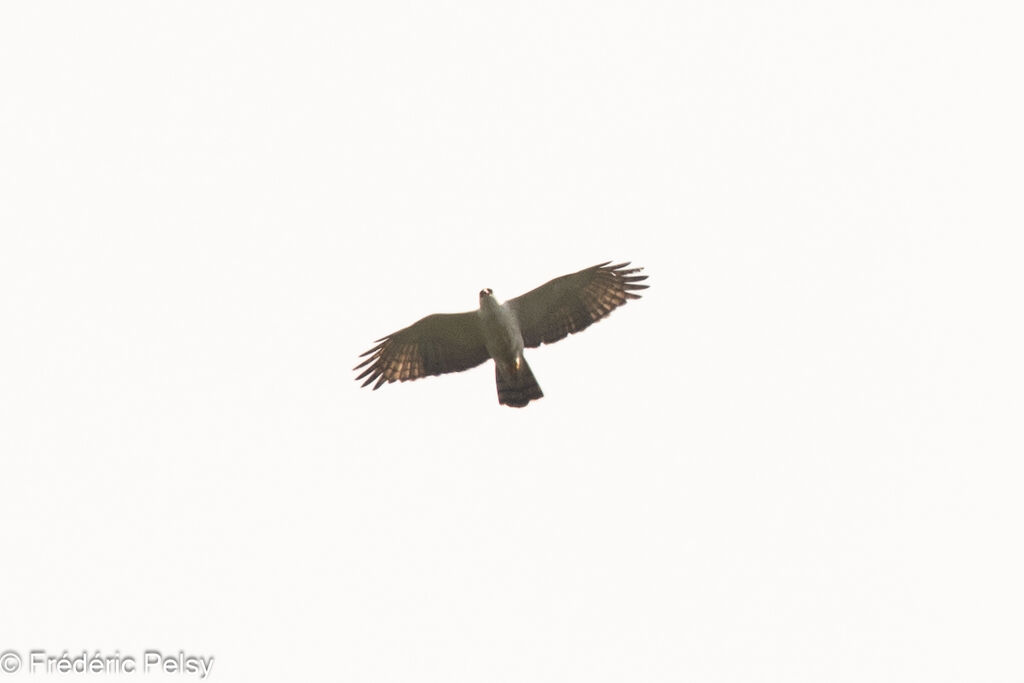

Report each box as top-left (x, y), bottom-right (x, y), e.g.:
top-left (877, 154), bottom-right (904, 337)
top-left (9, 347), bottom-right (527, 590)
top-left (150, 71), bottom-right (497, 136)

top-left (354, 311), bottom-right (490, 389)
top-left (507, 261), bottom-right (648, 348)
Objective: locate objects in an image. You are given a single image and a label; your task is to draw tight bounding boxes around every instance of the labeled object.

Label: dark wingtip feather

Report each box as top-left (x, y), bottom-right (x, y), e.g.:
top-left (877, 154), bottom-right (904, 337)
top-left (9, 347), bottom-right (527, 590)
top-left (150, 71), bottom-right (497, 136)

top-left (355, 364), bottom-right (377, 380)
top-left (355, 337), bottom-right (390, 383)
top-left (358, 343), bottom-right (384, 358)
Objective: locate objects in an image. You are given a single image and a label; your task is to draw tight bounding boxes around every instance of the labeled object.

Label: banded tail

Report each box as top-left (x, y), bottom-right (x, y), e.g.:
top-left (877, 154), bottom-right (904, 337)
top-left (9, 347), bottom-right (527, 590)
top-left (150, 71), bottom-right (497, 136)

top-left (495, 355), bottom-right (544, 408)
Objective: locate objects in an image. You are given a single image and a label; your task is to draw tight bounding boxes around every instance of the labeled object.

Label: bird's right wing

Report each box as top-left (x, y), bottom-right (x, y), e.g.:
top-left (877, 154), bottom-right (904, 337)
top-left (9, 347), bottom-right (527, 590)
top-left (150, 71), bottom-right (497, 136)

top-left (507, 261), bottom-right (648, 348)
top-left (354, 312), bottom-right (490, 389)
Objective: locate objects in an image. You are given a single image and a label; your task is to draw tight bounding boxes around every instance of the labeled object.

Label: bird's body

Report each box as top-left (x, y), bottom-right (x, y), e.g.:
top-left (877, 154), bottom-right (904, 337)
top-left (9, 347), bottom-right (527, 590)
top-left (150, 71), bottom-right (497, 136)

top-left (477, 289), bottom-right (543, 407)
top-left (477, 288), bottom-right (524, 369)
top-left (355, 261), bottom-right (648, 407)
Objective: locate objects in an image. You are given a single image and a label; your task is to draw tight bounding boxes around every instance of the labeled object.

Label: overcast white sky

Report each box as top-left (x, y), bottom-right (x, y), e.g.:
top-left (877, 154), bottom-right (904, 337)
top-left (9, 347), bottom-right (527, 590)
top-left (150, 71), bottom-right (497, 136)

top-left (2, 2), bottom-right (1022, 682)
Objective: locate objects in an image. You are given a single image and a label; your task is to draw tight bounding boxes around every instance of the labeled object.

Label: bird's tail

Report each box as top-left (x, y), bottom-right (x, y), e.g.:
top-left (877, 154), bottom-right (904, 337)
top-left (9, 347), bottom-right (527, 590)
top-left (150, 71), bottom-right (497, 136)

top-left (496, 355), bottom-right (544, 408)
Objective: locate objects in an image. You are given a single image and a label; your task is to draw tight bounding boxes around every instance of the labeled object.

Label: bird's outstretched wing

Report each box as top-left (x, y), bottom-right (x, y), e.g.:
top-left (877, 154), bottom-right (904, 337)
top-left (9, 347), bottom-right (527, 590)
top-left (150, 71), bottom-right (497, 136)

top-left (354, 312), bottom-right (489, 389)
top-left (507, 261), bottom-right (648, 348)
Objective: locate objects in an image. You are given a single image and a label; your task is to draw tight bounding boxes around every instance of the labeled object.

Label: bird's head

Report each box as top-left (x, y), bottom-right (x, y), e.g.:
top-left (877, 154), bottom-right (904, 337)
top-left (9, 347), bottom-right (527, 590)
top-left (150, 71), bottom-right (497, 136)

top-left (478, 287), bottom-right (493, 300)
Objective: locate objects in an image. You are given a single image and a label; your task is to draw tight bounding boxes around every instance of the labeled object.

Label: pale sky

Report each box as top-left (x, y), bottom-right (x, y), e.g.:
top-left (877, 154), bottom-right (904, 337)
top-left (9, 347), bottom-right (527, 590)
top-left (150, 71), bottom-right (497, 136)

top-left (2, 2), bottom-right (1022, 682)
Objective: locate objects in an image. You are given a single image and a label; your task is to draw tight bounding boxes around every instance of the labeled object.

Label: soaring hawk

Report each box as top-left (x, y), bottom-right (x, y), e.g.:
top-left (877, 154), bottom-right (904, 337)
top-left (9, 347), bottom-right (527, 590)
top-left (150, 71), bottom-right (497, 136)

top-left (354, 261), bottom-right (648, 407)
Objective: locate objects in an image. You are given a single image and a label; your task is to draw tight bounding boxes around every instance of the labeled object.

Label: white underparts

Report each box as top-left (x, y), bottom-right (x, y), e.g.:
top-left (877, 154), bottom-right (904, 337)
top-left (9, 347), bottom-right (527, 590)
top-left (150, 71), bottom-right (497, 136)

top-left (478, 294), bottom-right (525, 374)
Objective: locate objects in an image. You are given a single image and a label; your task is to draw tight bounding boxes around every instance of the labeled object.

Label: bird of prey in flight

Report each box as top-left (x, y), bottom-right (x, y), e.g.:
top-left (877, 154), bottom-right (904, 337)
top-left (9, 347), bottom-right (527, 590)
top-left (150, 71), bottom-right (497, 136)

top-left (354, 261), bottom-right (648, 407)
